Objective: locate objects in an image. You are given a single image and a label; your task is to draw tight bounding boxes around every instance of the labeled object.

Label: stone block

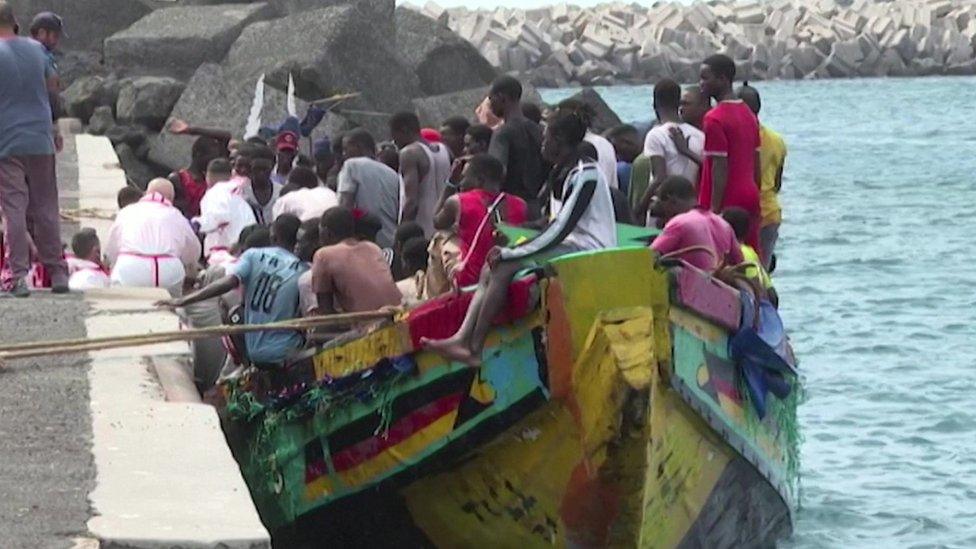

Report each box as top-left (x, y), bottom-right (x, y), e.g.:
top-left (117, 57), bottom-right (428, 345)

top-left (791, 44), bottom-right (826, 73)
top-left (64, 76), bottom-right (122, 124)
top-left (8, 0), bottom-right (152, 51)
top-left (559, 87), bottom-right (621, 133)
top-left (734, 3), bottom-right (766, 25)
top-left (104, 3), bottom-right (272, 79)
top-left (396, 7), bottom-right (498, 96)
top-left (116, 77), bottom-right (185, 130)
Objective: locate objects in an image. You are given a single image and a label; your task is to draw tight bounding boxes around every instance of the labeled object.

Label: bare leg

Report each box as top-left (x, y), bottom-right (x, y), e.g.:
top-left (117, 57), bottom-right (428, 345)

top-left (422, 264), bottom-right (493, 365)
top-left (467, 260), bottom-right (522, 360)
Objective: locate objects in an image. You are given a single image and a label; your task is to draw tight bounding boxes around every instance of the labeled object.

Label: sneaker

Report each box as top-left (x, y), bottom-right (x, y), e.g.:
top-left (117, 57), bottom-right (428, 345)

top-left (9, 278), bottom-right (29, 298)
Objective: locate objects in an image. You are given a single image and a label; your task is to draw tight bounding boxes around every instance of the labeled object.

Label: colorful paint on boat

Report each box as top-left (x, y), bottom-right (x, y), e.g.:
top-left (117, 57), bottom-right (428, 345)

top-left (220, 246), bottom-right (801, 547)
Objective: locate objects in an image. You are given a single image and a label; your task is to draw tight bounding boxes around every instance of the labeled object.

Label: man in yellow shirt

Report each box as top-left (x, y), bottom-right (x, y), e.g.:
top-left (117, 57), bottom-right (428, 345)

top-left (738, 84), bottom-right (786, 270)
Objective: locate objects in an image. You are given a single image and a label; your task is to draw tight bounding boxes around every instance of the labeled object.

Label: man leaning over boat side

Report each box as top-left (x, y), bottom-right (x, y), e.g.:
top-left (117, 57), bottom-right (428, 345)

top-left (156, 215), bottom-right (308, 369)
top-left (423, 111), bottom-right (618, 368)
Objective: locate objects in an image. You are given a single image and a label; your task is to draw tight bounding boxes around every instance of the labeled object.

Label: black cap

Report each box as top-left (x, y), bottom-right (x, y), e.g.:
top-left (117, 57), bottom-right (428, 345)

top-left (29, 12), bottom-right (66, 36)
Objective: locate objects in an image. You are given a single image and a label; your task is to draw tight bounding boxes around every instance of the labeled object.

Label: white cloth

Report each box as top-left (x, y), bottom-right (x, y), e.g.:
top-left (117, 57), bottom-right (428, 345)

top-left (584, 132), bottom-right (620, 190)
top-left (643, 122), bottom-right (705, 184)
top-left (196, 177), bottom-right (257, 259)
top-left (416, 142), bottom-right (452, 238)
top-left (272, 186), bottom-right (338, 221)
top-left (297, 269), bottom-right (316, 316)
top-left (104, 193), bottom-right (201, 290)
top-left (242, 181), bottom-right (283, 225)
top-left (67, 259), bottom-right (110, 291)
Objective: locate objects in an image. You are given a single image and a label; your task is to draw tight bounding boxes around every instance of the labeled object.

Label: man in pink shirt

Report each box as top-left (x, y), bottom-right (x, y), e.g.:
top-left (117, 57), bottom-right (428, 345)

top-left (651, 175), bottom-right (743, 271)
top-left (698, 54), bottom-right (762, 253)
top-left (104, 178), bottom-right (201, 295)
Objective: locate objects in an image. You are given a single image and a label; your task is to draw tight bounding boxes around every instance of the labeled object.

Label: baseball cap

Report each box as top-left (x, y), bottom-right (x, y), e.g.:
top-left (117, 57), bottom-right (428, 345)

top-left (276, 131), bottom-right (299, 152)
top-left (30, 12), bottom-right (66, 36)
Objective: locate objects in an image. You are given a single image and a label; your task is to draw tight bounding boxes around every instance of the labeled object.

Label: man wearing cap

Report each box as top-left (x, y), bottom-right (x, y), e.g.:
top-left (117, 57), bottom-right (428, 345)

top-left (0, 2), bottom-right (69, 297)
top-left (29, 12), bottom-right (62, 77)
top-left (273, 131), bottom-right (299, 186)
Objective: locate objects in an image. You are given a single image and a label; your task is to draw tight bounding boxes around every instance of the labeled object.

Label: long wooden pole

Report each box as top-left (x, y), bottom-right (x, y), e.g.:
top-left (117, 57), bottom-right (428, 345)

top-left (0, 310), bottom-right (395, 363)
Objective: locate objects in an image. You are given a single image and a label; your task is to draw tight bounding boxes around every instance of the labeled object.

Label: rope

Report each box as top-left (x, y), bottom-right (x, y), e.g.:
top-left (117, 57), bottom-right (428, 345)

top-left (60, 207), bottom-right (116, 222)
top-left (0, 310), bottom-right (395, 363)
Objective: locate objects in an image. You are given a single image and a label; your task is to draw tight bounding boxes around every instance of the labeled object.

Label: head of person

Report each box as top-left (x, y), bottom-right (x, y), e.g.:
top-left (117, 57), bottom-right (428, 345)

top-left (464, 124), bottom-right (492, 156)
top-left (0, 3), bottom-right (17, 34)
top-left (287, 166), bottom-right (318, 190)
top-left (191, 136), bottom-right (225, 173)
top-left (461, 153), bottom-right (504, 192)
top-left (354, 211), bottom-right (382, 244)
top-left (295, 219), bottom-right (321, 263)
top-left (680, 86), bottom-right (710, 128)
top-left (389, 112), bottom-right (422, 149)
top-left (653, 78), bottom-right (682, 120)
top-left (737, 82), bottom-right (761, 116)
top-left (521, 101), bottom-right (543, 124)
top-left (271, 213), bottom-right (301, 250)
top-left (542, 111), bottom-right (588, 165)
top-left (401, 236), bottom-right (429, 275)
top-left (700, 54), bottom-right (736, 101)
top-left (71, 228), bottom-right (100, 262)
top-left (275, 131), bottom-right (299, 171)
top-left (117, 185), bottom-right (143, 210)
top-left (394, 221), bottom-right (424, 255)
top-left (313, 137), bottom-right (335, 182)
top-left (146, 178), bottom-right (175, 203)
top-left (29, 11), bottom-right (64, 51)
top-left (205, 158), bottom-right (232, 187)
top-left (555, 98), bottom-right (595, 130)
top-left (721, 207), bottom-right (750, 242)
top-left (488, 76), bottom-right (523, 119)
top-left (248, 146), bottom-right (275, 185)
top-left (342, 128), bottom-right (376, 160)
top-left (235, 224), bottom-right (271, 255)
top-left (652, 175), bottom-right (698, 224)
top-left (319, 207), bottom-right (356, 247)
top-left (603, 124), bottom-right (641, 163)
top-left (440, 116), bottom-right (470, 158)
top-left (377, 142), bottom-right (399, 171)
top-left (233, 154), bottom-right (252, 179)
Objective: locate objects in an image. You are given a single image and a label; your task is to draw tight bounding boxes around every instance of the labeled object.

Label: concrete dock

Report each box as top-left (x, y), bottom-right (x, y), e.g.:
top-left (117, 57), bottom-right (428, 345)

top-left (0, 123), bottom-right (270, 548)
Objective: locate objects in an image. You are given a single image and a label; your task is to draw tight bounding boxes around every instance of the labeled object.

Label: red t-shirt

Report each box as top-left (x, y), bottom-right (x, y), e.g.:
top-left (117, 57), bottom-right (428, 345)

top-left (698, 101), bottom-right (761, 248)
top-left (455, 189), bottom-right (528, 287)
top-left (177, 169), bottom-right (208, 218)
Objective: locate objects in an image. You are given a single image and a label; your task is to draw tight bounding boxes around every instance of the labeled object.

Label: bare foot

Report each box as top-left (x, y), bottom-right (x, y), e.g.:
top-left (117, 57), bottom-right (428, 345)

top-left (421, 337), bottom-right (481, 368)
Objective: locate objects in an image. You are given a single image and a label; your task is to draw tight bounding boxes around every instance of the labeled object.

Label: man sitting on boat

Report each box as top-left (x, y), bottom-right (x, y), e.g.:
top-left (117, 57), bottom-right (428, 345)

top-left (423, 111), bottom-right (618, 367)
top-left (156, 214), bottom-right (308, 369)
top-left (649, 175), bottom-right (743, 271)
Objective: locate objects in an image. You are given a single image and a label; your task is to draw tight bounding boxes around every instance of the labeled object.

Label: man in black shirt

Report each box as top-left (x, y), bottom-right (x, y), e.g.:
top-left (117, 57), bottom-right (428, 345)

top-left (487, 76), bottom-right (546, 219)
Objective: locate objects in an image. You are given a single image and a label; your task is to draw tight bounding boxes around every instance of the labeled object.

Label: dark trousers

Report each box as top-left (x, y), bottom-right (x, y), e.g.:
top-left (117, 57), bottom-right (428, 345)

top-left (0, 154), bottom-right (67, 283)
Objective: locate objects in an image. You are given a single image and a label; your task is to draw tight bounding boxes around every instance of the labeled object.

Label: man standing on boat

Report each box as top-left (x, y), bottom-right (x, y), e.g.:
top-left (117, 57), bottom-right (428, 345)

top-left (697, 54), bottom-right (763, 253)
top-left (738, 84), bottom-right (786, 270)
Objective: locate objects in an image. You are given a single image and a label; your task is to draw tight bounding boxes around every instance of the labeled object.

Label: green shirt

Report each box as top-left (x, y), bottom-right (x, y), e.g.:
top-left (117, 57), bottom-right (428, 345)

top-left (628, 153), bottom-right (652, 213)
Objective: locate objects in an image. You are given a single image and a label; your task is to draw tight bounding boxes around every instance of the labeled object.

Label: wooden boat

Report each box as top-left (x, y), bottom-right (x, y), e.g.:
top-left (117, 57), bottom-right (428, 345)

top-left (219, 241), bottom-right (801, 547)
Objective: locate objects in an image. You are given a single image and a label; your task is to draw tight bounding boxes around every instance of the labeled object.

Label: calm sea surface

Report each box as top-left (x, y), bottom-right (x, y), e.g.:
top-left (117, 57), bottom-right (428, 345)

top-left (544, 78), bottom-right (976, 548)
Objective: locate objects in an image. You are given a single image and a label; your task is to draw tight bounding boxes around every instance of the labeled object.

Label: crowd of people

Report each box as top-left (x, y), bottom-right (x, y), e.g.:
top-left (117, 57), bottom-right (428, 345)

top-left (0, 2), bottom-right (789, 388)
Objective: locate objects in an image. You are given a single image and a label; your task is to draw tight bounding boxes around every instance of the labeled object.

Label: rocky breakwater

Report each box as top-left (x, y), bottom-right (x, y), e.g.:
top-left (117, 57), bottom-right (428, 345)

top-left (31, 0), bottom-right (507, 187)
top-left (417, 0), bottom-right (976, 87)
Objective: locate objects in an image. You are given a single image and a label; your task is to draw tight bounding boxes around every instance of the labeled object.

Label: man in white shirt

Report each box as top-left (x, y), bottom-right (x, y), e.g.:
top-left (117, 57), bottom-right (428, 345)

top-left (636, 78), bottom-right (705, 223)
top-left (195, 158), bottom-right (256, 266)
top-left (554, 97), bottom-right (620, 190)
top-left (104, 178), bottom-right (201, 295)
top-left (272, 166), bottom-right (337, 222)
top-left (67, 228), bottom-right (110, 291)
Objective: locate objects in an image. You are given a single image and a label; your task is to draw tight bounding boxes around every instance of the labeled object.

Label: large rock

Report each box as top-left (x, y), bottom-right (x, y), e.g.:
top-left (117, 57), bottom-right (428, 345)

top-left (7, 0), bottom-right (152, 51)
top-left (116, 77), bottom-right (186, 130)
top-left (63, 75), bottom-right (121, 123)
top-left (558, 87), bottom-right (622, 134)
top-left (103, 3), bottom-right (272, 79)
top-left (395, 7), bottom-right (498, 96)
top-left (222, 5), bottom-right (419, 113)
top-left (147, 63), bottom-right (347, 171)
top-left (270, 0), bottom-right (395, 36)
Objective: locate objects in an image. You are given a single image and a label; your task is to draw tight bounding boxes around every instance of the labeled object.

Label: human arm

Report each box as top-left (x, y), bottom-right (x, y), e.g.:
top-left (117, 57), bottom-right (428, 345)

top-left (399, 147), bottom-right (423, 222)
top-left (669, 126), bottom-right (701, 166)
top-left (710, 156), bottom-right (728, 213)
top-left (488, 128), bottom-right (510, 173)
top-left (775, 157), bottom-right (785, 193)
top-left (103, 221), bottom-right (122, 266)
top-left (434, 194), bottom-right (460, 232)
top-left (703, 116), bottom-right (729, 213)
top-left (156, 275), bottom-right (240, 309)
top-left (499, 165), bottom-right (598, 262)
top-left (178, 216), bottom-right (203, 268)
top-left (168, 119), bottom-right (232, 150)
top-left (337, 162), bottom-right (357, 209)
top-left (311, 251), bottom-right (338, 315)
top-left (754, 150), bottom-right (762, 191)
top-left (636, 155), bottom-right (668, 222)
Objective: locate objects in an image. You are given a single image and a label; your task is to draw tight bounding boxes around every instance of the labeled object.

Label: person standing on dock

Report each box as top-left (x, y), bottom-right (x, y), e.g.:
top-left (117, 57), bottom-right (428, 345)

top-left (392, 111), bottom-right (452, 238)
top-left (738, 84), bottom-right (786, 270)
top-left (697, 54), bottom-right (763, 253)
top-left (487, 76), bottom-right (546, 217)
top-left (0, 2), bottom-right (68, 297)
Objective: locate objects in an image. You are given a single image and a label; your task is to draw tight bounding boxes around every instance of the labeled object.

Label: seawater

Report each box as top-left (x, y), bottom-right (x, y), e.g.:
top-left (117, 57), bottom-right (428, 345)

top-left (544, 77), bottom-right (976, 548)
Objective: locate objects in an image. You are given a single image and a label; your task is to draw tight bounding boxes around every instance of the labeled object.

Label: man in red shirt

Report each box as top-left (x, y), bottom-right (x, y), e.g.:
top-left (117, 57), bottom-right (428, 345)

top-left (166, 118), bottom-right (231, 218)
top-left (698, 54), bottom-right (762, 253)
